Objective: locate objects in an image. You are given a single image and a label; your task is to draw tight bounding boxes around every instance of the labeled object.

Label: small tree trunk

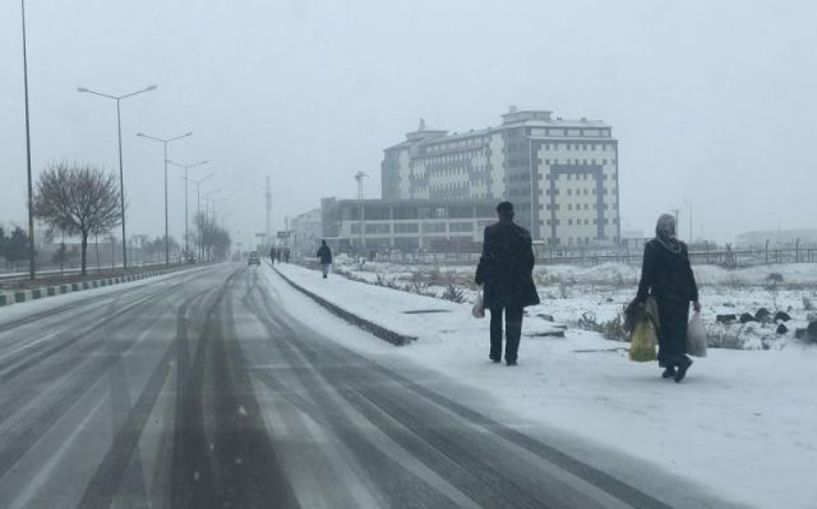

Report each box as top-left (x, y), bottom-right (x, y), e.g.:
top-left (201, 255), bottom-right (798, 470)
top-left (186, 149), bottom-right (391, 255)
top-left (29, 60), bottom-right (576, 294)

top-left (81, 232), bottom-right (89, 276)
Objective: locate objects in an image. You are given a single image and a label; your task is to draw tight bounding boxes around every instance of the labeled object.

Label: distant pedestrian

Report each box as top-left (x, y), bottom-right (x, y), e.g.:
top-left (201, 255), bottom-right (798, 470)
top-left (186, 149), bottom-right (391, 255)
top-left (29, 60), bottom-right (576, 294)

top-left (284, 248), bottom-right (291, 263)
top-left (475, 201), bottom-right (540, 366)
top-left (317, 240), bottom-right (333, 279)
top-left (635, 213), bottom-right (701, 382)
top-left (269, 247), bottom-right (276, 265)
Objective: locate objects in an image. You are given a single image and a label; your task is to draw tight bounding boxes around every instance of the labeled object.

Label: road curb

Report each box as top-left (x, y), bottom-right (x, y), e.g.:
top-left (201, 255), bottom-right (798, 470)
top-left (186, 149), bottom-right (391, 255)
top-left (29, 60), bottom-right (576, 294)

top-left (0, 266), bottom-right (192, 308)
top-left (272, 266), bottom-right (417, 346)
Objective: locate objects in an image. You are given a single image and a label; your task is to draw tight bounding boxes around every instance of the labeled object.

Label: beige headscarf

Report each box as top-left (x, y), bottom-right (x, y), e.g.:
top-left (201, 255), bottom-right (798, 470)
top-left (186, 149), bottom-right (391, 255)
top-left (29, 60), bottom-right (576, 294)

top-left (655, 214), bottom-right (681, 254)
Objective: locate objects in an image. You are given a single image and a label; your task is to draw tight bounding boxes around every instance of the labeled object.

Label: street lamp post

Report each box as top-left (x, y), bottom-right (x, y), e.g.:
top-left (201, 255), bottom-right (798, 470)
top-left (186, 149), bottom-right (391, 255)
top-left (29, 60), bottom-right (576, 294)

top-left (188, 173), bottom-right (213, 262)
top-left (683, 198), bottom-right (693, 243)
top-left (20, 0), bottom-right (35, 280)
top-left (137, 131), bottom-right (193, 266)
top-left (78, 84), bottom-right (157, 271)
top-left (169, 160), bottom-right (208, 260)
top-left (202, 189), bottom-right (221, 261)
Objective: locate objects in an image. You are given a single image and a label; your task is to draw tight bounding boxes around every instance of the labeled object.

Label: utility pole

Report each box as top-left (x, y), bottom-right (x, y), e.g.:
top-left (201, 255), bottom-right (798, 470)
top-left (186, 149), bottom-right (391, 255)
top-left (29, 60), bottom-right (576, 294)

top-left (265, 175), bottom-right (271, 248)
top-left (354, 171), bottom-right (369, 251)
top-left (20, 0), bottom-right (35, 280)
top-left (671, 208), bottom-right (680, 234)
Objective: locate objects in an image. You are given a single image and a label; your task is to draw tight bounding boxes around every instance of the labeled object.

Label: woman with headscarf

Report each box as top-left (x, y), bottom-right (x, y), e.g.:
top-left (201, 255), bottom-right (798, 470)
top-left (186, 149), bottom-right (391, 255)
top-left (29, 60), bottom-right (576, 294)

top-left (635, 214), bottom-right (701, 382)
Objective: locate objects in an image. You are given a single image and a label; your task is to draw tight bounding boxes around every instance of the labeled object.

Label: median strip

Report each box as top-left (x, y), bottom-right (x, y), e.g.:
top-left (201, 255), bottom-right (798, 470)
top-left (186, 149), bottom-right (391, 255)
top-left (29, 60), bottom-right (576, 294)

top-left (0, 266), bottom-right (193, 308)
top-left (271, 265), bottom-right (417, 346)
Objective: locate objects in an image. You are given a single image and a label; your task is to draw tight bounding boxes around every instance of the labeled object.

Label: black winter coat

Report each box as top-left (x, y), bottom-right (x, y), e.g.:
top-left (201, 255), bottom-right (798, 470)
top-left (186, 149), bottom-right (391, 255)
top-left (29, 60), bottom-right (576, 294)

top-left (636, 239), bottom-right (699, 366)
top-left (317, 245), bottom-right (332, 264)
top-left (474, 220), bottom-right (540, 309)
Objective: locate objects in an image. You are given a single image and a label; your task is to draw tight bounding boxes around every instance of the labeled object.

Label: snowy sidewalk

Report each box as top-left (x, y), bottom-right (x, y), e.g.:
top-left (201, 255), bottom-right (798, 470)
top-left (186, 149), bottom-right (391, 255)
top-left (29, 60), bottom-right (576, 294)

top-left (268, 263), bottom-right (817, 509)
top-left (272, 262), bottom-right (565, 347)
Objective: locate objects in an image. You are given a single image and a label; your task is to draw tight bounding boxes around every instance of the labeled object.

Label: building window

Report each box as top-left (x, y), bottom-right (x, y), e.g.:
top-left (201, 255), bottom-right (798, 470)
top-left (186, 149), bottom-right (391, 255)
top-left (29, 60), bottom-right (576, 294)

top-left (365, 224), bottom-right (391, 234)
top-left (394, 223), bottom-right (419, 233)
top-left (568, 219), bottom-right (573, 226)
top-left (422, 223), bottom-right (446, 233)
top-left (449, 222), bottom-right (474, 233)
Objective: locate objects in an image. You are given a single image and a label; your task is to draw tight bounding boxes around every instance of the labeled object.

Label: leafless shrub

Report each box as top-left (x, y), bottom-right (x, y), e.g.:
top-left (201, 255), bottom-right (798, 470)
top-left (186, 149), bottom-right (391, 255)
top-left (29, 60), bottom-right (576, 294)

top-left (409, 271), bottom-right (430, 293)
top-left (441, 283), bottom-right (466, 303)
top-left (375, 273), bottom-right (399, 289)
top-left (577, 311), bottom-right (597, 330)
top-left (601, 314), bottom-right (628, 342)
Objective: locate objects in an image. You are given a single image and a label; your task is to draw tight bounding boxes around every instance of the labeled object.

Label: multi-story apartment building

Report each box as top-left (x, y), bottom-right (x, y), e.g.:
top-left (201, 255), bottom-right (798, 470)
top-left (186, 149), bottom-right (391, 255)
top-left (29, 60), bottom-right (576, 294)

top-left (382, 108), bottom-right (620, 247)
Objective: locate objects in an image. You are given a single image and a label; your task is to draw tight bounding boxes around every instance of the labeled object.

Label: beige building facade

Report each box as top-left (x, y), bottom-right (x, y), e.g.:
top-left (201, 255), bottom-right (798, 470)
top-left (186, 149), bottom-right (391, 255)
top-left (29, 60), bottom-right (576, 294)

top-left (382, 109), bottom-right (620, 247)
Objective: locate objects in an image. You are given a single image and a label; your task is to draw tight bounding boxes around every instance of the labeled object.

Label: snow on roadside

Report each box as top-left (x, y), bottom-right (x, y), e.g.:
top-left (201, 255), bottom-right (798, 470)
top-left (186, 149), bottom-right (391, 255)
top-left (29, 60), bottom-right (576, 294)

top-left (269, 262), bottom-right (817, 509)
top-left (0, 266), bottom-right (210, 324)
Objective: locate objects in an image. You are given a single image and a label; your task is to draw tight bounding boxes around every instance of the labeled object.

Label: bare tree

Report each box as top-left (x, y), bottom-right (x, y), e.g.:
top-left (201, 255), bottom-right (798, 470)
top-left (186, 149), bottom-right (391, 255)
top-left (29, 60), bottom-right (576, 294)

top-left (34, 162), bottom-right (121, 275)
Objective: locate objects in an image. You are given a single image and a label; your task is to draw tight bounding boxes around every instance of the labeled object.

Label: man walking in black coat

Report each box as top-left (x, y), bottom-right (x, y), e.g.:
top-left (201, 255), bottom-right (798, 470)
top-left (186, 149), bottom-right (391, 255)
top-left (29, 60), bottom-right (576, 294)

top-left (475, 201), bottom-right (540, 365)
top-left (316, 240), bottom-right (333, 279)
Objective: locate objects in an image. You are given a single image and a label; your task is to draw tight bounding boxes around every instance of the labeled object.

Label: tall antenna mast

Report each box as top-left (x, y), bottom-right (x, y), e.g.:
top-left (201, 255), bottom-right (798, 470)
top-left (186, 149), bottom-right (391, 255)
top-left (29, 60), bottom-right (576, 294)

top-left (354, 171), bottom-right (369, 200)
top-left (265, 175), bottom-right (271, 245)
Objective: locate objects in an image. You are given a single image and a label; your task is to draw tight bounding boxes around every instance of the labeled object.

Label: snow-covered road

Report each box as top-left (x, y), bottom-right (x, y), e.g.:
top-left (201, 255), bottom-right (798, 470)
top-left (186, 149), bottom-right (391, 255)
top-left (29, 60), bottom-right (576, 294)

top-left (0, 263), bottom-right (741, 508)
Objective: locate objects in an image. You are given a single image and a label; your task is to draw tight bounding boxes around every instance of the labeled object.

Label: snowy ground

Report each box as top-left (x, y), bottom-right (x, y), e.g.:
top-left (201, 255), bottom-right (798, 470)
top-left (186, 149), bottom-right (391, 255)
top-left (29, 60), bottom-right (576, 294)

top-left (272, 262), bottom-right (817, 509)
top-left (329, 257), bottom-right (817, 351)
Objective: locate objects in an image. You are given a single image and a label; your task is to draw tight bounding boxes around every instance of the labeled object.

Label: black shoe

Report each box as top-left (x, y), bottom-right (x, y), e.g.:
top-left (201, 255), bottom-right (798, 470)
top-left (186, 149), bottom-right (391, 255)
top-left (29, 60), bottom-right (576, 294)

top-left (675, 358), bottom-right (693, 383)
top-left (490, 357), bottom-right (501, 363)
top-left (506, 360), bottom-right (517, 366)
top-left (662, 367), bottom-right (676, 379)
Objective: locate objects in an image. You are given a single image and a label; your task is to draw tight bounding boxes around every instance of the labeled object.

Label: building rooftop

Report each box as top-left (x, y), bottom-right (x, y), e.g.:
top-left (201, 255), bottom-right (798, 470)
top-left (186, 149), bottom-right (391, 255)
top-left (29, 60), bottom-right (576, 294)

top-left (385, 108), bottom-right (612, 150)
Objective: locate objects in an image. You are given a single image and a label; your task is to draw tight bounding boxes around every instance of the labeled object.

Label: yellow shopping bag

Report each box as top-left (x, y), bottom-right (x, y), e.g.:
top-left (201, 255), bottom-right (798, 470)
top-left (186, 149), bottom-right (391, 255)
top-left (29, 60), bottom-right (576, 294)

top-left (629, 317), bottom-right (657, 362)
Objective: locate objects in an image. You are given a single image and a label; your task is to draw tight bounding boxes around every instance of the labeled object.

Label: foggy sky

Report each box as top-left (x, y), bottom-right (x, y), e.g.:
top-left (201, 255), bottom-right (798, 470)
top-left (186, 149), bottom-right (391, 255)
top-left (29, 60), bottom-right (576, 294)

top-left (1, 0), bottom-right (816, 249)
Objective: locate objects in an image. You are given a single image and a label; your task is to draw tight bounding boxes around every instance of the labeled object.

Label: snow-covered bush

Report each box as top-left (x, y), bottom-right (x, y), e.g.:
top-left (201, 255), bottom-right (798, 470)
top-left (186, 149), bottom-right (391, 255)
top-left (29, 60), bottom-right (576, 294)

top-left (441, 283), bottom-right (466, 303)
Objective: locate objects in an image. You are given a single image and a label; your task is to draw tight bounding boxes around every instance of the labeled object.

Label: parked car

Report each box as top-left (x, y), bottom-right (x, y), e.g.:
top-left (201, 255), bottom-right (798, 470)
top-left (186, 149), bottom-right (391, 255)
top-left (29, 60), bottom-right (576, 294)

top-left (248, 251), bottom-right (261, 266)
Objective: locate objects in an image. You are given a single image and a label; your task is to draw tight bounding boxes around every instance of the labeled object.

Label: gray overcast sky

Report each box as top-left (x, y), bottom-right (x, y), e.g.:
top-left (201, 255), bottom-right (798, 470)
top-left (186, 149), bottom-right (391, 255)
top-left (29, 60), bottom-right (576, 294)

top-left (2, 0), bottom-right (816, 248)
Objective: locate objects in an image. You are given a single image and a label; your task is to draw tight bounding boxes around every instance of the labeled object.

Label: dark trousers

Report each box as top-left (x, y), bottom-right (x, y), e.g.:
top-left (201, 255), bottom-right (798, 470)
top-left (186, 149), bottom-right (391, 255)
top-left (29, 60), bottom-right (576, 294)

top-left (490, 306), bottom-right (524, 362)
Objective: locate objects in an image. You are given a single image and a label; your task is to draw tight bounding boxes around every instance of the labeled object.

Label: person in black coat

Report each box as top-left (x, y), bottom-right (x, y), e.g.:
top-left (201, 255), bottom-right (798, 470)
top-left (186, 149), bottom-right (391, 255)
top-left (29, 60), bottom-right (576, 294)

top-left (316, 240), bottom-right (333, 279)
top-left (636, 213), bottom-right (701, 382)
top-left (475, 201), bottom-right (540, 365)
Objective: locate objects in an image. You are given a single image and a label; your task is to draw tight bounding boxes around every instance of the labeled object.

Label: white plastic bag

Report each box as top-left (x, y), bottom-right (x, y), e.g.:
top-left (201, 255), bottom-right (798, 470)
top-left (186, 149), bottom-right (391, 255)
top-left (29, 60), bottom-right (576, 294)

top-left (687, 311), bottom-right (707, 357)
top-left (472, 289), bottom-right (485, 318)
